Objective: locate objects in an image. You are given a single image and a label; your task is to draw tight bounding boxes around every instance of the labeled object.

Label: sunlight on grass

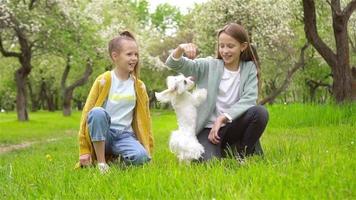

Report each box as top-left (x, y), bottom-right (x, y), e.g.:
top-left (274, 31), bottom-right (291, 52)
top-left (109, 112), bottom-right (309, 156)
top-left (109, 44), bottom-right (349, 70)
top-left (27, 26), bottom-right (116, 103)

top-left (0, 104), bottom-right (355, 199)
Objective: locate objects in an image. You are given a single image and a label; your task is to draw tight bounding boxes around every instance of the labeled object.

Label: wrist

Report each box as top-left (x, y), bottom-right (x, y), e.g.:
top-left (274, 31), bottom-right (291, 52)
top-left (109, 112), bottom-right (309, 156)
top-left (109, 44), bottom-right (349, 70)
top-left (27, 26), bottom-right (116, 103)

top-left (178, 44), bottom-right (185, 51)
top-left (218, 115), bottom-right (227, 123)
top-left (177, 45), bottom-right (185, 54)
top-left (173, 46), bottom-right (184, 59)
top-left (222, 113), bottom-right (232, 123)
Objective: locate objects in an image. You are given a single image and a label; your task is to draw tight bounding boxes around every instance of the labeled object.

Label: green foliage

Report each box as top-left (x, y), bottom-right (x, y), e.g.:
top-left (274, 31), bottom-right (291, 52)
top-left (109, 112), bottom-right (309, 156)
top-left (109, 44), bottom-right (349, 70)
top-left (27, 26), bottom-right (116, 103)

top-left (0, 58), bottom-right (17, 110)
top-left (131, 0), bottom-right (150, 24)
top-left (0, 0), bottom-right (355, 111)
top-left (150, 3), bottom-right (182, 34)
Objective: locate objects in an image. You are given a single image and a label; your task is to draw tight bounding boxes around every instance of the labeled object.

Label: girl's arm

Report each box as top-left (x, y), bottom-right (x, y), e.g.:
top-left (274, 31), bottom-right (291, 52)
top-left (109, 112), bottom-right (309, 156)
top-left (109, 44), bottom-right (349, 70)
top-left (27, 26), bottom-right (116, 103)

top-left (166, 43), bottom-right (210, 81)
top-left (173, 43), bottom-right (197, 60)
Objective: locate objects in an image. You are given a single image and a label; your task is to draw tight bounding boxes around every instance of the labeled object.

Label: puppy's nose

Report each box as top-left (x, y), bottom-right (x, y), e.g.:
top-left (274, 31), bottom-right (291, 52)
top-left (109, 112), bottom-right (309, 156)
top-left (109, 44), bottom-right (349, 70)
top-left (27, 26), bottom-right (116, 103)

top-left (188, 76), bottom-right (195, 81)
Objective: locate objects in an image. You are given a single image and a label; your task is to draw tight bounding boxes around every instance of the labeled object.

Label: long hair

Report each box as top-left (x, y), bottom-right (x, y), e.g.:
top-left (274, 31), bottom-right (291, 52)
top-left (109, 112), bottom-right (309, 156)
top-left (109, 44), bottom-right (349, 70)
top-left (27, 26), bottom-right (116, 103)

top-left (216, 23), bottom-right (261, 93)
top-left (108, 31), bottom-right (140, 78)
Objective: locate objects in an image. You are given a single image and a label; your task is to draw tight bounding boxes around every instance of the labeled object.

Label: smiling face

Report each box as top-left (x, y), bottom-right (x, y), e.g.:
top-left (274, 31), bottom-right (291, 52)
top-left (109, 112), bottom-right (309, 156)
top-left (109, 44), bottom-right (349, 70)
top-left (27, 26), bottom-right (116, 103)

top-left (111, 39), bottom-right (138, 74)
top-left (218, 32), bottom-right (247, 69)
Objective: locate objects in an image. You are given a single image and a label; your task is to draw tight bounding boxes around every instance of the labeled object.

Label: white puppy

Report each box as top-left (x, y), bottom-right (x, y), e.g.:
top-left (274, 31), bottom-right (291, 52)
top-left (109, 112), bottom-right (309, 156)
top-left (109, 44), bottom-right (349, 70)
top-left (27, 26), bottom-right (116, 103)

top-left (155, 74), bottom-right (207, 162)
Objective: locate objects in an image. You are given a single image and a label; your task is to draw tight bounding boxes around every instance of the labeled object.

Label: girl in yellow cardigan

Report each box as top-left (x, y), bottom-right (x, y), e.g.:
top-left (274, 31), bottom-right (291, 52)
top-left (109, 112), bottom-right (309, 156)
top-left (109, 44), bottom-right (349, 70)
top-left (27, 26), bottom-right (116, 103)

top-left (77, 31), bottom-right (153, 173)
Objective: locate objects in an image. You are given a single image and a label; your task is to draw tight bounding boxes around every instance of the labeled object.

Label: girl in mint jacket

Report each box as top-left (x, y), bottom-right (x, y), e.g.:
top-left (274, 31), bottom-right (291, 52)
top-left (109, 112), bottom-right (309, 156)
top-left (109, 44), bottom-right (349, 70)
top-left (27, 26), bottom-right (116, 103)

top-left (166, 23), bottom-right (269, 161)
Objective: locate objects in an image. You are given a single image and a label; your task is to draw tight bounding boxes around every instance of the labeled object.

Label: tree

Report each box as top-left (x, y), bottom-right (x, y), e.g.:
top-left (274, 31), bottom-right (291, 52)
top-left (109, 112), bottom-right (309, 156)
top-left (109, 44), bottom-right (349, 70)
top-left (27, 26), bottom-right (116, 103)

top-left (0, 1), bottom-right (74, 120)
top-left (47, 1), bottom-right (102, 116)
top-left (150, 3), bottom-right (182, 35)
top-left (302, 0), bottom-right (356, 103)
top-left (61, 55), bottom-right (93, 116)
top-left (0, 2), bottom-right (35, 121)
top-left (260, 43), bottom-right (309, 105)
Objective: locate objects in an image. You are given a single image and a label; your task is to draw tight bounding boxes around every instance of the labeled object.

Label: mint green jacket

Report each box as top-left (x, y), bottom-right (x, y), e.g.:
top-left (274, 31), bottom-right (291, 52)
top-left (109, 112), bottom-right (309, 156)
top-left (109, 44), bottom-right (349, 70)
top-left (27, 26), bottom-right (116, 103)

top-left (166, 55), bottom-right (258, 133)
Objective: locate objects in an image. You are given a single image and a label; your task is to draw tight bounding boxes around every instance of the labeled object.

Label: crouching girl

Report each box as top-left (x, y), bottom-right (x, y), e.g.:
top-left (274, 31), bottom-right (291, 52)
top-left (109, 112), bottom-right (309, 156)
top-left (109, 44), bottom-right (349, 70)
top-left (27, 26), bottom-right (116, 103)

top-left (77, 31), bottom-right (153, 173)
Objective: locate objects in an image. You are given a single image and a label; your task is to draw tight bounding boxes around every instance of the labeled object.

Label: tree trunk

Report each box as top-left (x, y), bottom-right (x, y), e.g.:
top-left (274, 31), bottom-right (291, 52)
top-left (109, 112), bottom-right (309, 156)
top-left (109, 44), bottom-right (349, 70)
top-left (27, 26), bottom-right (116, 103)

top-left (15, 69), bottom-right (29, 121)
top-left (0, 8), bottom-right (33, 121)
top-left (54, 92), bottom-right (60, 110)
top-left (259, 43), bottom-right (309, 105)
top-left (61, 55), bottom-right (93, 116)
top-left (63, 89), bottom-right (73, 116)
top-left (352, 68), bottom-right (356, 100)
top-left (38, 81), bottom-right (46, 110)
top-left (77, 101), bottom-right (83, 110)
top-left (309, 86), bottom-right (317, 102)
top-left (306, 78), bottom-right (332, 102)
top-left (302, 0), bottom-right (356, 103)
top-left (47, 91), bottom-right (56, 112)
top-left (27, 80), bottom-right (39, 112)
top-left (332, 15), bottom-right (353, 101)
top-left (73, 98), bottom-right (83, 110)
top-left (332, 64), bottom-right (352, 102)
top-left (352, 81), bottom-right (356, 101)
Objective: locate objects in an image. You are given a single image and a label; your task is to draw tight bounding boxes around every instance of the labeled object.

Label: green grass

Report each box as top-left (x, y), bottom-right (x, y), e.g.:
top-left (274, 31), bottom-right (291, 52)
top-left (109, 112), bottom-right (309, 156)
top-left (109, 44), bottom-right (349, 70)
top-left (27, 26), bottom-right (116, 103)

top-left (0, 111), bottom-right (81, 145)
top-left (0, 104), bottom-right (355, 199)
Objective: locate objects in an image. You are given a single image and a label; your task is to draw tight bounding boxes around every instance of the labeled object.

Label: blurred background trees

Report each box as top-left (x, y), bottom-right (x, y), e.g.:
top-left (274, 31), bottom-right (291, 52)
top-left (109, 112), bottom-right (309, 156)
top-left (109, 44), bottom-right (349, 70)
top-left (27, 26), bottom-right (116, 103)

top-left (0, 0), bottom-right (355, 121)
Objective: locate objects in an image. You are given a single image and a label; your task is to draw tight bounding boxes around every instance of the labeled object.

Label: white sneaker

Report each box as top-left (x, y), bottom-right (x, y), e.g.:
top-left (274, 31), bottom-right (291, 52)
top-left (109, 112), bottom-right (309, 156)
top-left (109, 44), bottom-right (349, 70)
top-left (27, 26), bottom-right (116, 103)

top-left (97, 162), bottom-right (110, 173)
top-left (236, 155), bottom-right (246, 165)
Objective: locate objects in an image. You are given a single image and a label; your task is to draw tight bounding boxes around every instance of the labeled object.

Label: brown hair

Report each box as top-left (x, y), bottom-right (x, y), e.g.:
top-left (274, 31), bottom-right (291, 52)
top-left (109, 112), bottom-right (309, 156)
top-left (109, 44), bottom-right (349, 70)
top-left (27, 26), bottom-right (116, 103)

top-left (108, 31), bottom-right (140, 77)
top-left (217, 23), bottom-right (261, 95)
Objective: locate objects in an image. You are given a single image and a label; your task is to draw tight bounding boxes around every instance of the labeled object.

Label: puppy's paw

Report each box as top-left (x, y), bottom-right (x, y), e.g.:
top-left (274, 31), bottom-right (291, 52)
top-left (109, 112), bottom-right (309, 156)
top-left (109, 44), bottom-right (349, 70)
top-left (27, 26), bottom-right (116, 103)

top-left (193, 88), bottom-right (207, 105)
top-left (155, 90), bottom-right (172, 103)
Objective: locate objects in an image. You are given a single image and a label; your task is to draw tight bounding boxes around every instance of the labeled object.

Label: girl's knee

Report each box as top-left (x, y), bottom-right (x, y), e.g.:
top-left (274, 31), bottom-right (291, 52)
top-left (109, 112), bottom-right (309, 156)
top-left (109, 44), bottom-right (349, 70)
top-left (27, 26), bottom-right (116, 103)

top-left (256, 105), bottom-right (269, 119)
top-left (88, 107), bottom-right (110, 125)
top-left (124, 149), bottom-right (150, 165)
top-left (89, 107), bottom-right (106, 118)
top-left (250, 105), bottom-right (269, 124)
top-left (88, 107), bottom-right (110, 141)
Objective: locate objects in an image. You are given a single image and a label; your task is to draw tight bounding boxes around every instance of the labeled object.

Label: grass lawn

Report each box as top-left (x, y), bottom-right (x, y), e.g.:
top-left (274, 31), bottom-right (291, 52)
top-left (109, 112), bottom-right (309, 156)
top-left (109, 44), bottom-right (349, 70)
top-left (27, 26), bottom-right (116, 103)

top-left (0, 104), bottom-right (355, 199)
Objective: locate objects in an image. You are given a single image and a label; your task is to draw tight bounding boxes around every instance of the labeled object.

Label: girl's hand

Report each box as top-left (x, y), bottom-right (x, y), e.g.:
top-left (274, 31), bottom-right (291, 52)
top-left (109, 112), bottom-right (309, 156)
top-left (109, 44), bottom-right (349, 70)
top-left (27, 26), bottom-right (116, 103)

top-left (79, 154), bottom-right (92, 166)
top-left (208, 115), bottom-right (227, 144)
top-left (173, 43), bottom-right (198, 60)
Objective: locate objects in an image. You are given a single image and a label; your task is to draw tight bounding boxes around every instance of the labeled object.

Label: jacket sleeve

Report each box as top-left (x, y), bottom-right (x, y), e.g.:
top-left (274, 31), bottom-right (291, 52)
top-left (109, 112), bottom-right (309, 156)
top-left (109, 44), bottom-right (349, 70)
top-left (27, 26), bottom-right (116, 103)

top-left (165, 54), bottom-right (210, 81)
top-left (143, 82), bottom-right (154, 154)
top-left (78, 76), bottom-right (100, 155)
top-left (147, 103), bottom-right (154, 154)
top-left (225, 63), bottom-right (258, 119)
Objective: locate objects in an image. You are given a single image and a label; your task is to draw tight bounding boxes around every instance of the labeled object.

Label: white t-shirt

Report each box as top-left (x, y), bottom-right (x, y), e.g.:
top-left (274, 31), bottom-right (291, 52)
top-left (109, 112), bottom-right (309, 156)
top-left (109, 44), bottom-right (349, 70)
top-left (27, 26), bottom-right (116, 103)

top-left (206, 67), bottom-right (241, 127)
top-left (104, 71), bottom-right (136, 131)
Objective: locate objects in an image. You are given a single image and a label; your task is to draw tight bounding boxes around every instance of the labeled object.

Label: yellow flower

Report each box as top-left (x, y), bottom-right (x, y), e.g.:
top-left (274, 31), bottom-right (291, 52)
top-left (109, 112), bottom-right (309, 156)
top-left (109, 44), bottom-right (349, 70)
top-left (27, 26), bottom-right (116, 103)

top-left (46, 154), bottom-right (53, 162)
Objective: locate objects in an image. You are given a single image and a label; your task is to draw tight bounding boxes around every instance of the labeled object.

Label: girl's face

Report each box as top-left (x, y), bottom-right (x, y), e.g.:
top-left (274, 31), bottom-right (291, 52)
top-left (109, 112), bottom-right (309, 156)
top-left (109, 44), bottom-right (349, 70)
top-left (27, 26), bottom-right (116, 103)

top-left (218, 32), bottom-right (247, 68)
top-left (111, 40), bottom-right (138, 73)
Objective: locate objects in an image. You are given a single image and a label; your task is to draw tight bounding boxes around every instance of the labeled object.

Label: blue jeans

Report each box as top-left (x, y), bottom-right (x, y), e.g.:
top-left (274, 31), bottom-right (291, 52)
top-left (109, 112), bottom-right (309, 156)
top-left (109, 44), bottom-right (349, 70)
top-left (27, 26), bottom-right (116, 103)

top-left (88, 107), bottom-right (150, 165)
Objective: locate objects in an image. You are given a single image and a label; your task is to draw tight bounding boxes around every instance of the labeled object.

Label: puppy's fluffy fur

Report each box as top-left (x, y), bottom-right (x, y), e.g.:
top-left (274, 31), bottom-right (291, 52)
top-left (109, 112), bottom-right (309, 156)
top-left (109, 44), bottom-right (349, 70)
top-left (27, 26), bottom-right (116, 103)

top-left (155, 74), bottom-right (207, 162)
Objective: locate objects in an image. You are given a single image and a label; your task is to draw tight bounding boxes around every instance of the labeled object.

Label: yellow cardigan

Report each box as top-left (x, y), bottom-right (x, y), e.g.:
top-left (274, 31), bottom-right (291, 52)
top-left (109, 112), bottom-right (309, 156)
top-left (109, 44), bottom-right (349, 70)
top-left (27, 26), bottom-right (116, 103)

top-left (77, 71), bottom-right (154, 166)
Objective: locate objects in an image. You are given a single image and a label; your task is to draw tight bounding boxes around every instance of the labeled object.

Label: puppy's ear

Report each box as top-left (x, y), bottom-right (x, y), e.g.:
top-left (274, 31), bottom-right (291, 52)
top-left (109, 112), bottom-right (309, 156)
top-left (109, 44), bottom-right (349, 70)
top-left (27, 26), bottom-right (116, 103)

top-left (155, 88), bottom-right (175, 103)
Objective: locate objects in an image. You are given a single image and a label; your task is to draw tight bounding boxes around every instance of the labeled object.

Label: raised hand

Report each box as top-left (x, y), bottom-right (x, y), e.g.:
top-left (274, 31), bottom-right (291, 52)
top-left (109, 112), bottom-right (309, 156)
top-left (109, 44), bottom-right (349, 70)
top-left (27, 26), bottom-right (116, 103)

top-left (173, 43), bottom-right (198, 60)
